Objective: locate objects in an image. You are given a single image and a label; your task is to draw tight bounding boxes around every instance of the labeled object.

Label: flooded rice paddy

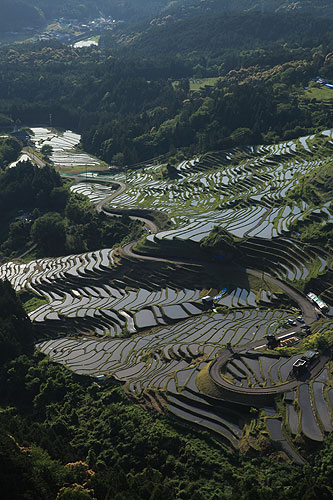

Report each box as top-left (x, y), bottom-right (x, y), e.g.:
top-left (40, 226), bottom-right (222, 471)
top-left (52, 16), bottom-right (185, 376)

top-left (2, 128), bottom-right (332, 453)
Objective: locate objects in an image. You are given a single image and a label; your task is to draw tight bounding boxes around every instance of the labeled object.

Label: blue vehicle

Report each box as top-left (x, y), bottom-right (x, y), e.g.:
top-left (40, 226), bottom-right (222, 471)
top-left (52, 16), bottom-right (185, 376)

top-left (213, 288), bottom-right (228, 301)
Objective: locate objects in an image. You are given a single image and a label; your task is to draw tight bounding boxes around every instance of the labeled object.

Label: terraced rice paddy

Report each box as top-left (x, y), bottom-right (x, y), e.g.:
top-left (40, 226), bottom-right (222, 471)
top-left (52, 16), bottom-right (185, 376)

top-left (0, 245), bottom-right (296, 448)
top-left (37, 305), bottom-right (266, 447)
top-left (266, 418), bottom-right (305, 464)
top-left (298, 384), bottom-right (323, 442)
top-left (282, 370), bottom-right (333, 444)
top-left (2, 129), bottom-right (332, 456)
top-left (102, 130), bottom-right (332, 246)
top-left (223, 351), bottom-right (302, 388)
top-left (70, 182), bottom-right (115, 203)
top-left (239, 236), bottom-right (330, 283)
top-left (71, 130), bottom-right (331, 286)
top-left (0, 248), bottom-right (115, 295)
top-left (29, 127), bottom-right (100, 167)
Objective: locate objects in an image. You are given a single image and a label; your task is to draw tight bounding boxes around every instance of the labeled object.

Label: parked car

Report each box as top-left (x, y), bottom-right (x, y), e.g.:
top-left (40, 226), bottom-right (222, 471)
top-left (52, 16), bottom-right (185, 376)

top-left (287, 318), bottom-right (297, 326)
top-left (296, 316), bottom-right (305, 323)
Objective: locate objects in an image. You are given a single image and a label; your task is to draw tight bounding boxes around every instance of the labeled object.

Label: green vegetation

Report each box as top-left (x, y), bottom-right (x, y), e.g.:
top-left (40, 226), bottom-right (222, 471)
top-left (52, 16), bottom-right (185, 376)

top-left (161, 163), bottom-right (180, 180)
top-left (0, 9), bottom-right (332, 167)
top-left (18, 289), bottom-right (48, 314)
top-left (304, 85), bottom-right (333, 102)
top-left (0, 162), bottom-right (143, 258)
top-left (103, 205), bottom-right (170, 230)
top-left (196, 362), bottom-right (225, 398)
top-left (3, 0), bottom-right (333, 37)
top-left (134, 234), bottom-right (207, 260)
top-left (0, 1), bottom-right (332, 497)
top-left (287, 162), bottom-right (333, 251)
top-left (189, 78), bottom-right (219, 91)
top-left (0, 279), bottom-right (34, 364)
top-left (291, 159), bottom-right (333, 206)
top-left (0, 0), bottom-right (168, 34)
top-left (40, 144), bottom-right (53, 162)
top-left (173, 77), bottom-right (220, 92)
top-left (276, 327), bottom-right (333, 357)
top-left (86, 35), bottom-right (101, 43)
top-left (200, 226), bottom-right (239, 258)
top-left (0, 136), bottom-right (21, 169)
top-left (0, 113), bottom-right (13, 129)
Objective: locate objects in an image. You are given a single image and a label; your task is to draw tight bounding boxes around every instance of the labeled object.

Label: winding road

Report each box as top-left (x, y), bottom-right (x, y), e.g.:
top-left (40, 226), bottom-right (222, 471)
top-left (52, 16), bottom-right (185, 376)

top-left (58, 166), bottom-right (328, 402)
top-left (67, 175), bottom-right (159, 233)
top-left (22, 137), bottom-right (331, 463)
top-left (120, 237), bottom-right (322, 399)
top-left (208, 344), bottom-right (330, 402)
top-left (77, 174), bottom-right (324, 397)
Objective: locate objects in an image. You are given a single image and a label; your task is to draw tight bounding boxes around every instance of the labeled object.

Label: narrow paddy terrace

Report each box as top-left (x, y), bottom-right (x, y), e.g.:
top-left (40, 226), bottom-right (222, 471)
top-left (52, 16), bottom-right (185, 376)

top-left (2, 128), bottom-right (332, 458)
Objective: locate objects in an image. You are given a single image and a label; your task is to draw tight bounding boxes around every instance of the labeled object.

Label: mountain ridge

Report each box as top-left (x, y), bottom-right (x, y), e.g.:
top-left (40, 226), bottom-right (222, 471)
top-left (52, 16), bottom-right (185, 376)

top-left (1, 0), bottom-right (333, 34)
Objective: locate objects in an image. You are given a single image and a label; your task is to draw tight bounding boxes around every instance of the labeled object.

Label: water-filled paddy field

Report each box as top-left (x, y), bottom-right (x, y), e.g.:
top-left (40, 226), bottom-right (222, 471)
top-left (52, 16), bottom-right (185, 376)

top-left (3, 128), bottom-right (332, 455)
top-left (65, 130), bottom-right (331, 287)
top-left (30, 127), bottom-right (100, 167)
top-left (0, 243), bottom-right (300, 448)
top-left (100, 130), bottom-right (333, 245)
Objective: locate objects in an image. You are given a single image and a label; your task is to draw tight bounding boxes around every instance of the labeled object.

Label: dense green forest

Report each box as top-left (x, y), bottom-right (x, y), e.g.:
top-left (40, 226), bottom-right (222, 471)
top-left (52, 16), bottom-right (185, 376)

top-left (0, 136), bottom-right (21, 166)
top-left (0, 3), bottom-right (332, 169)
top-left (0, 162), bottom-right (142, 258)
top-left (0, 40), bottom-right (332, 166)
top-left (1, 0), bottom-right (333, 35)
top-left (111, 12), bottom-right (333, 56)
top-left (149, 0), bottom-right (333, 22)
top-left (0, 0), bottom-right (166, 32)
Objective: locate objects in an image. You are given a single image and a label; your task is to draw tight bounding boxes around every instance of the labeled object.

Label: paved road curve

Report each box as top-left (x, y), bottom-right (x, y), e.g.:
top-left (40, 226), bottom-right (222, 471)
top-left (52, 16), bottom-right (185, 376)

top-left (209, 347), bottom-right (330, 399)
top-left (67, 175), bottom-right (159, 233)
top-left (63, 166), bottom-right (326, 402)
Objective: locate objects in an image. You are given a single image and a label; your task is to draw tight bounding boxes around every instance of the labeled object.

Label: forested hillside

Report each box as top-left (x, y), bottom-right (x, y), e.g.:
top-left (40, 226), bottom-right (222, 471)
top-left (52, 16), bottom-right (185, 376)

top-left (2, 0), bottom-right (333, 34)
top-left (0, 161), bottom-right (142, 258)
top-left (111, 12), bottom-right (333, 55)
top-left (0, 1), bottom-right (47, 31)
top-left (0, 0), bottom-right (166, 32)
top-left (157, 0), bottom-right (333, 19)
top-left (1, 0), bottom-right (332, 167)
top-left (1, 37), bottom-right (332, 166)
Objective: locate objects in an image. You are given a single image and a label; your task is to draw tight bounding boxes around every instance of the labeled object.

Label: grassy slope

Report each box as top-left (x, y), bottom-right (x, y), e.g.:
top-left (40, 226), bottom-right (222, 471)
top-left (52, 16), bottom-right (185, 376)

top-left (304, 86), bottom-right (333, 102)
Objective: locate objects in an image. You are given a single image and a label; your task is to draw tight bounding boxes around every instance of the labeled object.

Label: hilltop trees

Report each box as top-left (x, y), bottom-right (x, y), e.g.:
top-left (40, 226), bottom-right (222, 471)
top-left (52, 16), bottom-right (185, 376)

top-left (0, 161), bottom-right (62, 212)
top-left (31, 212), bottom-right (66, 255)
top-left (0, 160), bottom-right (143, 257)
top-left (201, 226), bottom-right (239, 259)
top-left (40, 144), bottom-right (53, 162)
top-left (0, 137), bottom-right (21, 170)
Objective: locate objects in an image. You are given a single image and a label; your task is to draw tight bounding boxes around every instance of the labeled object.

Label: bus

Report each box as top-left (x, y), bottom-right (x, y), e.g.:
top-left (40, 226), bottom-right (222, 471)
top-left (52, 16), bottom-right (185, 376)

top-left (306, 292), bottom-right (329, 313)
